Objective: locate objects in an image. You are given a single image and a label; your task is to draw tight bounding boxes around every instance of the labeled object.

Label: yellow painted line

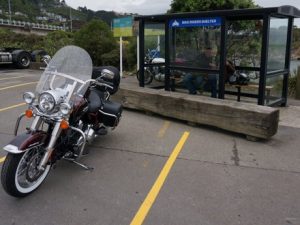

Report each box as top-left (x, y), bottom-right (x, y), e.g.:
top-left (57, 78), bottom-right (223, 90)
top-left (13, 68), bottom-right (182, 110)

top-left (157, 121), bottom-right (171, 138)
top-left (0, 81), bottom-right (38, 91)
top-left (0, 75), bottom-right (34, 81)
top-left (0, 156), bottom-right (6, 163)
top-left (130, 131), bottom-right (190, 225)
top-left (0, 103), bottom-right (26, 112)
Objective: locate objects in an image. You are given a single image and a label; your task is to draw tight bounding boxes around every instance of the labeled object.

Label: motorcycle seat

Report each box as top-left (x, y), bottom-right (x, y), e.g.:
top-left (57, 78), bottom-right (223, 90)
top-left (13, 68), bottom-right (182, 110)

top-left (88, 89), bottom-right (104, 113)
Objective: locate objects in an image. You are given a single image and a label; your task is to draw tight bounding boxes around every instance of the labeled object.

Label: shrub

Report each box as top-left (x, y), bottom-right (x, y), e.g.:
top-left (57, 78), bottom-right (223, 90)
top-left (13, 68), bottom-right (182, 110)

top-left (74, 19), bottom-right (117, 66)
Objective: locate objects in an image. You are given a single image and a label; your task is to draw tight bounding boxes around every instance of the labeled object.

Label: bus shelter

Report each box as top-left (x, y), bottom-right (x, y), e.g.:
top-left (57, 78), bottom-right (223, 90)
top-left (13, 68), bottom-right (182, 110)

top-left (135, 6), bottom-right (300, 106)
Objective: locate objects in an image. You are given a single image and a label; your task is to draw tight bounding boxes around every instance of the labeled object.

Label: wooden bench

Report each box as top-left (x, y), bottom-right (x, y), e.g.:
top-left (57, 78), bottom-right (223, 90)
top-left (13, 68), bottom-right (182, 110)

top-left (225, 84), bottom-right (273, 103)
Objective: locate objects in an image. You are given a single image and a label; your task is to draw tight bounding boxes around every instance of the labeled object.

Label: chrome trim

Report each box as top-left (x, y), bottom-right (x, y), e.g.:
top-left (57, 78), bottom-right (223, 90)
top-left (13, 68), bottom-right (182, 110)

top-left (3, 144), bottom-right (22, 154)
top-left (23, 92), bottom-right (35, 104)
top-left (14, 112), bottom-right (25, 136)
top-left (70, 126), bottom-right (86, 158)
top-left (30, 116), bottom-right (42, 131)
top-left (98, 109), bottom-right (120, 129)
top-left (99, 109), bottom-right (117, 118)
top-left (31, 105), bottom-right (63, 120)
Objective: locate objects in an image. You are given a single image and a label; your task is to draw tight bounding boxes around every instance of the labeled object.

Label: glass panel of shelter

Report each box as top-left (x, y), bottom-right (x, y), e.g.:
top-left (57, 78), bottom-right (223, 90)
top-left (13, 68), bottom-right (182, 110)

top-left (169, 19), bottom-right (221, 97)
top-left (265, 17), bottom-right (289, 105)
top-left (225, 19), bottom-right (263, 103)
top-left (142, 22), bottom-right (165, 88)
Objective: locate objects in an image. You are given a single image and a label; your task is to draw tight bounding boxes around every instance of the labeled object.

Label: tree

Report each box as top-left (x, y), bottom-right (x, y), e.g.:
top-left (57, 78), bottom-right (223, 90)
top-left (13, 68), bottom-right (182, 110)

top-left (74, 19), bottom-right (117, 66)
top-left (40, 30), bottom-right (73, 56)
top-left (169, 0), bottom-right (256, 13)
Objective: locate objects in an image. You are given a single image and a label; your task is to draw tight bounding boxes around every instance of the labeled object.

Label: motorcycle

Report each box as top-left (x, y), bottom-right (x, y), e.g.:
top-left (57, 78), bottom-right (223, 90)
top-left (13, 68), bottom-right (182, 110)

top-left (136, 49), bottom-right (165, 85)
top-left (1, 46), bottom-right (123, 197)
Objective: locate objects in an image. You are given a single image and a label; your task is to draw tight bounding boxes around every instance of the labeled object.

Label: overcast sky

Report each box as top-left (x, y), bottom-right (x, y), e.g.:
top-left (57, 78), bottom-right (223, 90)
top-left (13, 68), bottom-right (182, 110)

top-left (66, 0), bottom-right (300, 26)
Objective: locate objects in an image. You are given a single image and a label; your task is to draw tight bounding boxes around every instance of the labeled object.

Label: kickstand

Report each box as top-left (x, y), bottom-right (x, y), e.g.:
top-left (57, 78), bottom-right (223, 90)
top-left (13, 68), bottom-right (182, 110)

top-left (72, 160), bottom-right (94, 171)
top-left (63, 157), bottom-right (94, 171)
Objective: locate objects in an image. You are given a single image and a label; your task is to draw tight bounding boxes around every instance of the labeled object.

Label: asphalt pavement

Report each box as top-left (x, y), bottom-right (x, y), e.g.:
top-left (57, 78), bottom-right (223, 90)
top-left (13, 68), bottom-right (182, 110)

top-left (0, 69), bottom-right (299, 225)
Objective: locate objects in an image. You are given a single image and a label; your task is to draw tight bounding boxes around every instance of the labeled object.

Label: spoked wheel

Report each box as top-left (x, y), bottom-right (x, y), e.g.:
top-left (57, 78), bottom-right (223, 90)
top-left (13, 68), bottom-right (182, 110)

top-left (1, 146), bottom-right (51, 197)
top-left (136, 69), bottom-right (153, 85)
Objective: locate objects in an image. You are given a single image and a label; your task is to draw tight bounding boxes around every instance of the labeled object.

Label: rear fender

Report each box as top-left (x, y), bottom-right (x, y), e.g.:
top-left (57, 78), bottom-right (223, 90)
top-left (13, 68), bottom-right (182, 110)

top-left (3, 131), bottom-right (48, 154)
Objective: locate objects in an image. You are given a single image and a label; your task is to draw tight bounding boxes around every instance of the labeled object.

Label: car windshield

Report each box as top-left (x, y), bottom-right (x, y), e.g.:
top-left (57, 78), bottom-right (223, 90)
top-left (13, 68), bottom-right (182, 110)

top-left (36, 45), bottom-right (93, 102)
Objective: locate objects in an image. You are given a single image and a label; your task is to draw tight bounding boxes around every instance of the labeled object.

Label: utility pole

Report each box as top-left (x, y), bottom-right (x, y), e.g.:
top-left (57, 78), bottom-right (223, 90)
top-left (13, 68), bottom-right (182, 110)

top-left (70, 6), bottom-right (72, 32)
top-left (8, 0), bottom-right (11, 24)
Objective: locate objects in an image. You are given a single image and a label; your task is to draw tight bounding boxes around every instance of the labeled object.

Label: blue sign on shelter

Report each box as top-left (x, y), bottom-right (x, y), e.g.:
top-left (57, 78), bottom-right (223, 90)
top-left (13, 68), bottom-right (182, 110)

top-left (169, 17), bottom-right (221, 28)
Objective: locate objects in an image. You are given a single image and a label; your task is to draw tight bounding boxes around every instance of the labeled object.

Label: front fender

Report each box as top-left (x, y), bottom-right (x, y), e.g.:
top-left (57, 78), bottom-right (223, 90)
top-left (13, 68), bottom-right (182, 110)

top-left (3, 131), bottom-right (48, 154)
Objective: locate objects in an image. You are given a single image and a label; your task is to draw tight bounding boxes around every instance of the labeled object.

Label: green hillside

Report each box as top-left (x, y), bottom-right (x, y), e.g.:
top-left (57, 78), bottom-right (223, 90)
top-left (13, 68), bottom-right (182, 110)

top-left (0, 0), bottom-right (132, 25)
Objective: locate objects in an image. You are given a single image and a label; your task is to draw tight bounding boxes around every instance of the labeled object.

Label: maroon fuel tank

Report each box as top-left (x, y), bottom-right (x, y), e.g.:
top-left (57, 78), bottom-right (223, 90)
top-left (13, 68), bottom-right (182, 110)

top-left (70, 95), bottom-right (88, 123)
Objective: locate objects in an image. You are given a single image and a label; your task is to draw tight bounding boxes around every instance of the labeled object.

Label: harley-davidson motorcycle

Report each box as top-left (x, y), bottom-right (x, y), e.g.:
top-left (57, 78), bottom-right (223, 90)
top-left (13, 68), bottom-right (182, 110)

top-left (1, 46), bottom-right (122, 197)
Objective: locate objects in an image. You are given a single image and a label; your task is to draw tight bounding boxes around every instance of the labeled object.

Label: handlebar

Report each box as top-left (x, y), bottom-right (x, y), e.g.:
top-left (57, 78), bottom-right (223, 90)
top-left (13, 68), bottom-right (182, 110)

top-left (85, 79), bottom-right (114, 91)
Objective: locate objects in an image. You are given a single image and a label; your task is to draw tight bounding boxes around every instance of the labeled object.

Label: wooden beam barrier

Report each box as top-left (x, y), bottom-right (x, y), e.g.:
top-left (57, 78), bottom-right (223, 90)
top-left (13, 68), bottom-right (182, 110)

top-left (113, 84), bottom-right (279, 140)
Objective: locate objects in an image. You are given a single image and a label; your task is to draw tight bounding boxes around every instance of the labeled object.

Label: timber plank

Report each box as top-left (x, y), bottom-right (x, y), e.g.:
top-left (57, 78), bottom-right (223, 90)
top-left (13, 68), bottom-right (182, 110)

top-left (113, 83), bottom-right (279, 139)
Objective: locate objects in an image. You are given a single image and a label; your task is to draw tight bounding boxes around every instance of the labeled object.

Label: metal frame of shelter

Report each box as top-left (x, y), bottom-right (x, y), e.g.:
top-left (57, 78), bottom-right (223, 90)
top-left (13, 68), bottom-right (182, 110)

top-left (135, 6), bottom-right (300, 106)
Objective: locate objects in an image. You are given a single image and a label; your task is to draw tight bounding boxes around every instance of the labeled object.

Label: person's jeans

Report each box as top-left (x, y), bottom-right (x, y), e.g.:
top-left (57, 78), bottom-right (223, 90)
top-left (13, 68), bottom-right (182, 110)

top-left (207, 74), bottom-right (218, 98)
top-left (183, 74), bottom-right (203, 94)
top-left (183, 73), bottom-right (218, 98)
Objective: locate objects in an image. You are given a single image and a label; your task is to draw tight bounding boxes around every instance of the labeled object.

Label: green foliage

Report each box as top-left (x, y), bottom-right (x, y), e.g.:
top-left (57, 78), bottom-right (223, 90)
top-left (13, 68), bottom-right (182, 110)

top-left (288, 73), bottom-right (297, 97)
top-left (227, 20), bottom-right (262, 67)
top-left (40, 30), bottom-right (73, 56)
top-left (125, 37), bottom-right (137, 70)
top-left (288, 68), bottom-right (300, 98)
top-left (292, 27), bottom-right (300, 58)
top-left (74, 19), bottom-right (117, 66)
top-left (0, 0), bottom-right (130, 27)
top-left (0, 0), bottom-right (40, 21)
top-left (101, 48), bottom-right (119, 67)
top-left (0, 28), bottom-right (44, 50)
top-left (0, 28), bottom-right (73, 56)
top-left (169, 0), bottom-right (255, 13)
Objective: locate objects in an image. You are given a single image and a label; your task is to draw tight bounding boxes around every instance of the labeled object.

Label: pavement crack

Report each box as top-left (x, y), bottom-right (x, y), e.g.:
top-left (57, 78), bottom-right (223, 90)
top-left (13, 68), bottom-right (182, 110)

top-left (90, 145), bottom-right (300, 175)
top-left (89, 145), bottom-right (169, 159)
top-left (231, 139), bottom-right (240, 166)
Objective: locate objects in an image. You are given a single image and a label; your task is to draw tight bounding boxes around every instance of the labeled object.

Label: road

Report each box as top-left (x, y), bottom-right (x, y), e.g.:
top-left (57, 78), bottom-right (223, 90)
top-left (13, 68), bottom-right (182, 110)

top-left (0, 69), bottom-right (299, 225)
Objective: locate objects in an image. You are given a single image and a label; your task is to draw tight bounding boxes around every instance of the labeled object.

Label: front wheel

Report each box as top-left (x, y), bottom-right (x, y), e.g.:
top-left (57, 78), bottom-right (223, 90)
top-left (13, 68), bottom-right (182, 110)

top-left (1, 147), bottom-right (51, 197)
top-left (136, 69), bottom-right (153, 85)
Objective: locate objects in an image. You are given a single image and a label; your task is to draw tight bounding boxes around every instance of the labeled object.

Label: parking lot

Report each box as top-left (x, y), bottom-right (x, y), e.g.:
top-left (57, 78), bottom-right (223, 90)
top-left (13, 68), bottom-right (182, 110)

top-left (0, 69), bottom-right (300, 225)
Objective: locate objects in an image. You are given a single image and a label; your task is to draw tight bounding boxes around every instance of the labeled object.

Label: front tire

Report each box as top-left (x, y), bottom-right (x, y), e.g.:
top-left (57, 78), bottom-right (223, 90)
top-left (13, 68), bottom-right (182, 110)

top-left (136, 69), bottom-right (153, 85)
top-left (1, 148), bottom-right (51, 197)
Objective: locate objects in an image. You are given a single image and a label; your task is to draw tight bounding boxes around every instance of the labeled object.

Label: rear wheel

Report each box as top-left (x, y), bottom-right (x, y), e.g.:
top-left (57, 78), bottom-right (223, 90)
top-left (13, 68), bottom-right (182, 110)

top-left (15, 52), bottom-right (31, 69)
top-left (1, 146), bottom-right (51, 197)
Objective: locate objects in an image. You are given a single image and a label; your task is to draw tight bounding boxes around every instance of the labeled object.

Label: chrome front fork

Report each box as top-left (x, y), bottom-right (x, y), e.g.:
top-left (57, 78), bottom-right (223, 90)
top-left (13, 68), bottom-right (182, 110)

top-left (17, 116), bottom-right (88, 170)
top-left (38, 123), bottom-right (88, 170)
top-left (38, 122), bottom-right (61, 171)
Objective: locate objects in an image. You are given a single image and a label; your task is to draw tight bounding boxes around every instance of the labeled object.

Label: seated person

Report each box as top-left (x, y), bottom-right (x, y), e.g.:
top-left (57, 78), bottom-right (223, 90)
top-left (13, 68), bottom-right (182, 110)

top-left (183, 47), bottom-right (218, 97)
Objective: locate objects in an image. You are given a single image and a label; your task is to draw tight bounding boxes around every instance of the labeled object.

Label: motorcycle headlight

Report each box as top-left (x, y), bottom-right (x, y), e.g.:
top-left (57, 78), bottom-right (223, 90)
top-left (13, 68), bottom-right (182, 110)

top-left (23, 92), bottom-right (35, 104)
top-left (39, 92), bottom-right (56, 113)
top-left (60, 103), bottom-right (71, 115)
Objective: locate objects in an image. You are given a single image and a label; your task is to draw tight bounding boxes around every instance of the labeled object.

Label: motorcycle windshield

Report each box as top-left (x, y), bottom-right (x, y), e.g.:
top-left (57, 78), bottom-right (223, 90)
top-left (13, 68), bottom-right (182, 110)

top-left (36, 45), bottom-right (93, 100)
